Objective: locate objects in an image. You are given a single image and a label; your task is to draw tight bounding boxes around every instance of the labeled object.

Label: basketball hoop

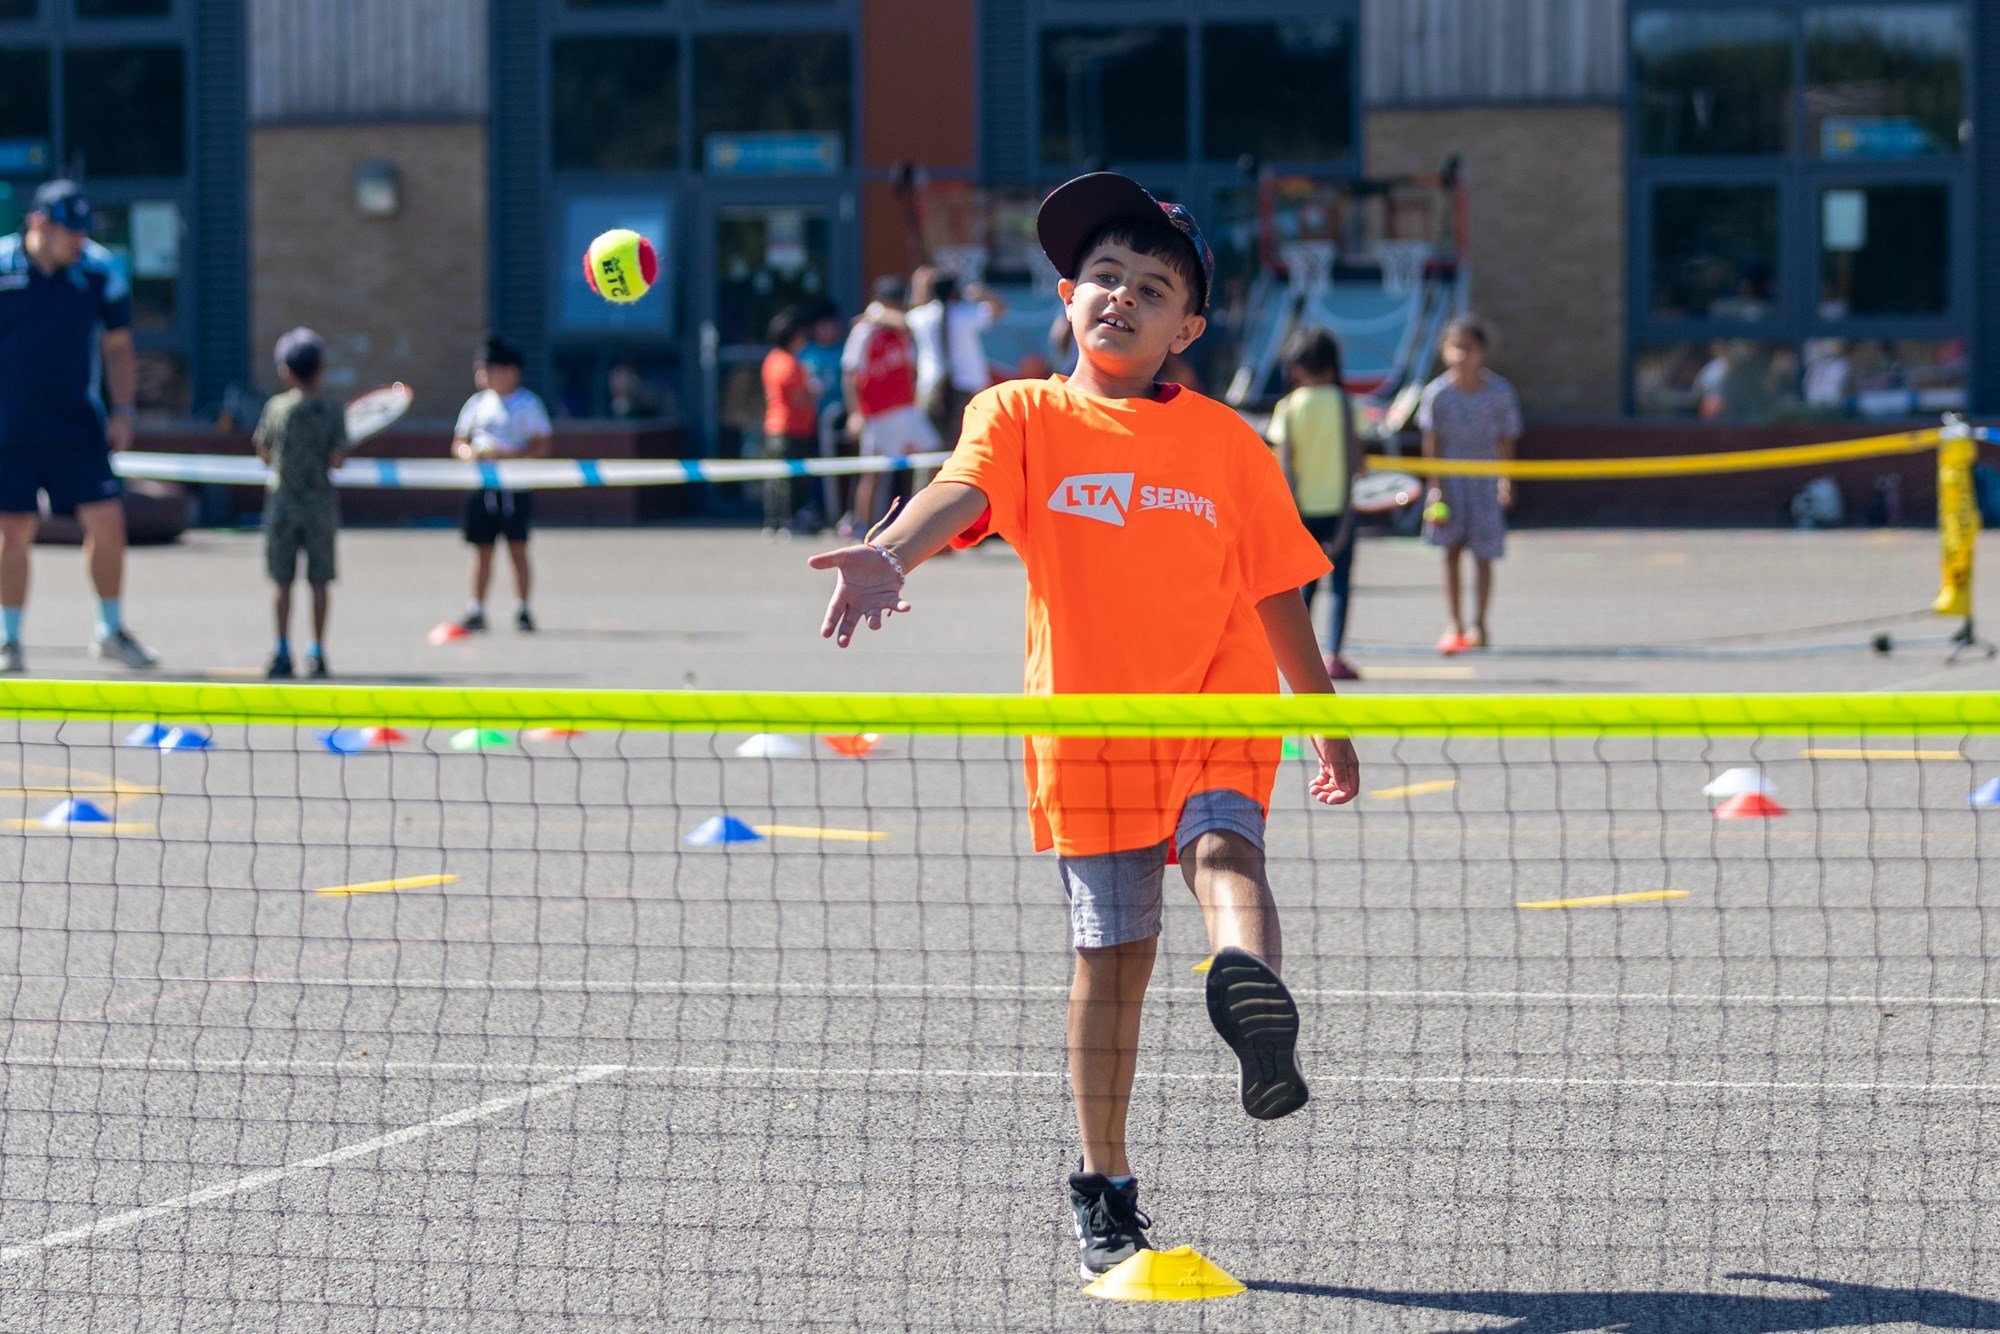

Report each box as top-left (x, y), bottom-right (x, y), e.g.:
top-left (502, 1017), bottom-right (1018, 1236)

top-left (1278, 240), bottom-right (1337, 296)
top-left (1377, 240), bottom-right (1430, 296)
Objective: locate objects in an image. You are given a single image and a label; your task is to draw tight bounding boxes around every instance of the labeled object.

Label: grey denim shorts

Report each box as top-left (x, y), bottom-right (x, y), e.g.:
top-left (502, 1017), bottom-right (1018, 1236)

top-left (1056, 789), bottom-right (1266, 949)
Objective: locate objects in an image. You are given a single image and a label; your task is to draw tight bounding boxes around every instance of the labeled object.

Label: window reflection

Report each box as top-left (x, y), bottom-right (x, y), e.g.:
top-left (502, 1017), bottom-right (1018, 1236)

top-left (553, 37), bottom-right (679, 171)
top-left (1635, 339), bottom-right (1966, 420)
top-left (1634, 9), bottom-right (1790, 156)
top-left (692, 33), bottom-right (850, 153)
top-left (1202, 21), bottom-right (1353, 162)
top-left (1807, 6), bottom-right (1965, 159)
top-left (1650, 184), bottom-right (1779, 321)
top-left (1818, 183), bottom-right (1948, 317)
top-left (64, 46), bottom-right (184, 177)
top-left (1040, 26), bottom-right (1188, 165)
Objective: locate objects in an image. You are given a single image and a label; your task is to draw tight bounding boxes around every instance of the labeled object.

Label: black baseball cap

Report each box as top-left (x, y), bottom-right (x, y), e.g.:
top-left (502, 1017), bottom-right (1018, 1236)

top-left (1036, 172), bottom-right (1215, 313)
top-left (29, 180), bottom-right (92, 233)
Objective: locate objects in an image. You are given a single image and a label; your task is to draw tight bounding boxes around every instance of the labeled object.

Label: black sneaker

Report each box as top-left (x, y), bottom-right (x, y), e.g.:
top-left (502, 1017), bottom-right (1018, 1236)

top-left (515, 607), bottom-right (535, 633)
top-left (1068, 1169), bottom-right (1152, 1280)
top-left (306, 651), bottom-right (329, 679)
top-left (457, 610), bottom-right (487, 633)
top-left (265, 650), bottom-right (294, 680)
top-left (1204, 946), bottom-right (1309, 1120)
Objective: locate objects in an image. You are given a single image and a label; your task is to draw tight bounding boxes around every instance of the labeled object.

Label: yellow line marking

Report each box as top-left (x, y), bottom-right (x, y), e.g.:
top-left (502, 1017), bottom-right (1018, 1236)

top-left (5, 819), bottom-right (155, 833)
top-left (1647, 552), bottom-right (1689, 567)
top-left (1799, 748), bottom-right (1961, 761)
top-left (315, 873), bottom-right (460, 897)
top-left (1192, 957), bottom-right (1212, 973)
top-left (753, 824), bottom-right (889, 843)
top-left (1517, 890), bottom-right (1691, 911)
top-left (1359, 666), bottom-right (1477, 681)
top-left (1370, 779), bottom-right (1459, 800)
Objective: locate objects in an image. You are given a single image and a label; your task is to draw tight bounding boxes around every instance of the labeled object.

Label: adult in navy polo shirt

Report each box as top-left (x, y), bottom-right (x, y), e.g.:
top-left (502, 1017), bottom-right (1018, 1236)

top-left (0, 181), bottom-right (157, 673)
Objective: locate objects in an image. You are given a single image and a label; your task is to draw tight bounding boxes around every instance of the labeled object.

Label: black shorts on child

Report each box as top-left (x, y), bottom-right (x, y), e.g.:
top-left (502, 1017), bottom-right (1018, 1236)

top-left (463, 489), bottom-right (532, 545)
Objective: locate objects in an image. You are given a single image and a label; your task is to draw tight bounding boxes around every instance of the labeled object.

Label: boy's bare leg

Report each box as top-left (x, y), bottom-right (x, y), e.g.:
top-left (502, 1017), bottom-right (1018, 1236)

top-left (76, 498), bottom-right (126, 600)
top-left (505, 539), bottom-right (532, 604)
top-left (469, 544), bottom-right (495, 605)
top-left (1181, 831), bottom-right (1280, 972)
top-left (1473, 557), bottom-right (1494, 642)
top-left (1068, 935), bottom-right (1157, 1178)
top-left (273, 581), bottom-right (292, 644)
top-left (1441, 543), bottom-right (1465, 634)
top-left (309, 582), bottom-right (329, 644)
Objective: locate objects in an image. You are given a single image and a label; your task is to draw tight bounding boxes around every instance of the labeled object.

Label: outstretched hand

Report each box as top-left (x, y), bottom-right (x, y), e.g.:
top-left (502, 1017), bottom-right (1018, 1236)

top-left (807, 544), bottom-right (912, 648)
top-left (1308, 735), bottom-right (1360, 806)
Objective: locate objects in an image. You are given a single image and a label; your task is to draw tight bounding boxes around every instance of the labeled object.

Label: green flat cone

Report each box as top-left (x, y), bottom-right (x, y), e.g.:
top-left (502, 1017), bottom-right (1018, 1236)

top-left (1281, 738), bottom-right (1302, 759)
top-left (450, 728), bottom-right (512, 752)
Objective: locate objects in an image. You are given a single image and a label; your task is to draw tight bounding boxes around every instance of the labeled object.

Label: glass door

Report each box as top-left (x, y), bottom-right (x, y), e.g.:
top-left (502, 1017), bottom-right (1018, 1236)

top-left (702, 204), bottom-right (837, 461)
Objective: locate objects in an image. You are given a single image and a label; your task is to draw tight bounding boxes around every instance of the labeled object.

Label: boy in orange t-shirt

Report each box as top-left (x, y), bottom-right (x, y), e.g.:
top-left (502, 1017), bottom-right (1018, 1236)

top-left (810, 173), bottom-right (1361, 1279)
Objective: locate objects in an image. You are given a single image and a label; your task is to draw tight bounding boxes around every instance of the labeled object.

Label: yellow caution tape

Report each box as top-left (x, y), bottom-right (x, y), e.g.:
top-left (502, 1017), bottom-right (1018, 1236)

top-left (1369, 427), bottom-right (1942, 479)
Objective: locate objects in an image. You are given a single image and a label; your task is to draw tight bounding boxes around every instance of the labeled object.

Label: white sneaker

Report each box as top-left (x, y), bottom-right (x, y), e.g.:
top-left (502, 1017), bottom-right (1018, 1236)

top-left (0, 641), bottom-right (22, 673)
top-left (91, 628), bottom-right (158, 669)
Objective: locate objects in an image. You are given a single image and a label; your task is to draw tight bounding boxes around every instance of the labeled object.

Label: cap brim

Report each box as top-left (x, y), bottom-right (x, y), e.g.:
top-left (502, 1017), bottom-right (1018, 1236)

top-left (1037, 173), bottom-right (1166, 281)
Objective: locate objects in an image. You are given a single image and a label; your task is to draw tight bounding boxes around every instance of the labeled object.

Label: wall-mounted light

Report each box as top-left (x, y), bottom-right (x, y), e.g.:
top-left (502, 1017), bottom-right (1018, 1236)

top-left (354, 159), bottom-right (400, 218)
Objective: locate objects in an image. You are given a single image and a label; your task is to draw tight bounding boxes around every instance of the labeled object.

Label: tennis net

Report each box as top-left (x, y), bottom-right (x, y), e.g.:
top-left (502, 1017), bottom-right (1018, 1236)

top-left (2, 684), bottom-right (1997, 1331)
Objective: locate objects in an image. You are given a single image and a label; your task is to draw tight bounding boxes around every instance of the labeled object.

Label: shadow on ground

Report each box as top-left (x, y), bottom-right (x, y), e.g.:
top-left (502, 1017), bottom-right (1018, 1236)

top-left (1243, 1274), bottom-right (2000, 1333)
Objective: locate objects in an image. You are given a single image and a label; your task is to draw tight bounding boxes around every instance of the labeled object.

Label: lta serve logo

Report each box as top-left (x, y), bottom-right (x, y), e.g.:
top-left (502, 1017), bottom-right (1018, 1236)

top-left (1048, 473), bottom-right (1217, 527)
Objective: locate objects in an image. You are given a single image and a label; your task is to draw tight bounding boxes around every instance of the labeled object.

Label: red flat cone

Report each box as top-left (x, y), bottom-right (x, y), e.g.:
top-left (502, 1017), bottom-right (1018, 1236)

top-left (1715, 792), bottom-right (1787, 819)
top-left (361, 727), bottom-right (407, 747)
top-left (821, 733), bottom-right (881, 758)
top-left (524, 727), bottom-right (586, 741)
top-left (428, 621), bottom-right (472, 646)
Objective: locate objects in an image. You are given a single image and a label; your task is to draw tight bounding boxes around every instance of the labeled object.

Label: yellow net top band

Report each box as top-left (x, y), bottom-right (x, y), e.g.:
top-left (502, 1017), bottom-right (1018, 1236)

top-left (2, 680), bottom-right (1998, 737)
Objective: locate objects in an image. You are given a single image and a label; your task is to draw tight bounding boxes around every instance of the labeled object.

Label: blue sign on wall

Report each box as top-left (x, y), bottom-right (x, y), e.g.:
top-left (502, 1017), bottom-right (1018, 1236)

top-left (1821, 116), bottom-right (1939, 160)
top-left (0, 139), bottom-right (51, 174)
top-left (703, 133), bottom-right (843, 177)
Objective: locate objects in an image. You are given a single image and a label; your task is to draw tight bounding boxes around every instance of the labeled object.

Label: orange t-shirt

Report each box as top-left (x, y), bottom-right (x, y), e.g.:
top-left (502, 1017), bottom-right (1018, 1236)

top-left (762, 348), bottom-right (817, 440)
top-left (936, 376), bottom-right (1332, 857)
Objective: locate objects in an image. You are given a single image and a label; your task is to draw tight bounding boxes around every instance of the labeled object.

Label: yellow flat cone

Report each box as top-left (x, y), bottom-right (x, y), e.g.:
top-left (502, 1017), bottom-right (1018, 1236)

top-left (1191, 956), bottom-right (1212, 973)
top-left (1083, 1246), bottom-right (1245, 1302)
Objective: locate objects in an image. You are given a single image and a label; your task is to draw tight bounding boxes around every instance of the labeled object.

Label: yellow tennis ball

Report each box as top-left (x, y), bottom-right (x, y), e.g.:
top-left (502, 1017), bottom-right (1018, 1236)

top-left (584, 228), bottom-right (659, 305)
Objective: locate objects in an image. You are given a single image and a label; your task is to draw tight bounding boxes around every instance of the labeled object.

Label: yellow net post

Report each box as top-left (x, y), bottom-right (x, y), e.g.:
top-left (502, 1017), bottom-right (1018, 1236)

top-left (1932, 416), bottom-right (1995, 660)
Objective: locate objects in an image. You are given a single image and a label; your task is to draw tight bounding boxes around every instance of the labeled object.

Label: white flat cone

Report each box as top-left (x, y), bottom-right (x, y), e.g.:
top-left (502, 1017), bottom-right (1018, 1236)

top-left (735, 733), bottom-right (805, 759)
top-left (1703, 767), bottom-right (1775, 798)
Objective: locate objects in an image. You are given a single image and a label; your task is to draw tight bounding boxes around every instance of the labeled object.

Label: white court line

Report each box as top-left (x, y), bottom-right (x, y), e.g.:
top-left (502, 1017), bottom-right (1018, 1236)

top-left (20, 973), bottom-right (2000, 1010)
top-left (0, 1054), bottom-right (1994, 1098)
top-left (0, 1064), bottom-right (621, 1262)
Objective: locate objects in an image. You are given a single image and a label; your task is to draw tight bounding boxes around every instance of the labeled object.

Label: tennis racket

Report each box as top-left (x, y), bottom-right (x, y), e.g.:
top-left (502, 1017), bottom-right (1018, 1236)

top-left (1350, 469), bottom-right (1422, 515)
top-left (345, 382), bottom-right (413, 446)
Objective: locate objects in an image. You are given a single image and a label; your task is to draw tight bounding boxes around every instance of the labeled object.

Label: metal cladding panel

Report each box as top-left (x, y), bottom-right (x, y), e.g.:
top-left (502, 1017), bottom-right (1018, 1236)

top-left (488, 0), bottom-right (548, 390)
top-left (979, 0), bottom-right (1030, 183)
top-left (1363, 0), bottom-right (1625, 106)
top-left (193, 0), bottom-right (250, 410)
top-left (250, 0), bottom-right (489, 122)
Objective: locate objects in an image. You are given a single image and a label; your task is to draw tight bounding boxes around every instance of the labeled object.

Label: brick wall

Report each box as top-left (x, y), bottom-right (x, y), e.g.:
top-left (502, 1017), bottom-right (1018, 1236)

top-left (250, 121), bottom-right (489, 414)
top-left (1366, 105), bottom-right (1625, 418)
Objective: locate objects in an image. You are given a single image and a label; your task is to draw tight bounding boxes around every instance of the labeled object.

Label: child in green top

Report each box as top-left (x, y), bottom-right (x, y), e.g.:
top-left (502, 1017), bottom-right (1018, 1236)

top-left (1267, 326), bottom-right (1362, 679)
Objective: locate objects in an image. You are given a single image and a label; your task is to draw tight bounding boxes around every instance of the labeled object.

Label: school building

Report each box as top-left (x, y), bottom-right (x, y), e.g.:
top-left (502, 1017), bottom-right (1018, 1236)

top-left (0, 0), bottom-right (1994, 466)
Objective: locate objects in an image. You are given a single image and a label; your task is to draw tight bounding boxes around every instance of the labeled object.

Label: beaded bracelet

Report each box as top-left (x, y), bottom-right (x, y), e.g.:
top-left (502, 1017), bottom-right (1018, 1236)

top-left (864, 542), bottom-right (906, 589)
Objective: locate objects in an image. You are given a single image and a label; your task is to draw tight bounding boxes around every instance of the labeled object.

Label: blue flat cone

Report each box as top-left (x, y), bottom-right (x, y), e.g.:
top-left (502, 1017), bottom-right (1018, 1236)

top-left (1969, 778), bottom-right (2000, 808)
top-left (319, 728), bottom-right (367, 754)
top-left (41, 798), bottom-right (113, 827)
top-left (158, 728), bottom-right (210, 751)
top-left (124, 723), bottom-right (171, 747)
top-left (686, 815), bottom-right (763, 846)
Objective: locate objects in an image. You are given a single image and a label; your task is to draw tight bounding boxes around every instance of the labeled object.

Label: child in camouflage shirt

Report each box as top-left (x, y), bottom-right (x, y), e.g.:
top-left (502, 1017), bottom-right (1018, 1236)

top-left (253, 328), bottom-right (347, 678)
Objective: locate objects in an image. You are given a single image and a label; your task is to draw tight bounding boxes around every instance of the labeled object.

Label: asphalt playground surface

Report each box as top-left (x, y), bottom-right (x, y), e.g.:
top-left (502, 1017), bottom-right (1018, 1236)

top-left (3, 523), bottom-right (2000, 1332)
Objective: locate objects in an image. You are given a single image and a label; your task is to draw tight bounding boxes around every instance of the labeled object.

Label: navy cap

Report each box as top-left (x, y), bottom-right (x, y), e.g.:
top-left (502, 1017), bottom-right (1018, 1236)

top-left (29, 180), bottom-right (92, 233)
top-left (1036, 172), bottom-right (1215, 313)
top-left (273, 327), bottom-right (326, 376)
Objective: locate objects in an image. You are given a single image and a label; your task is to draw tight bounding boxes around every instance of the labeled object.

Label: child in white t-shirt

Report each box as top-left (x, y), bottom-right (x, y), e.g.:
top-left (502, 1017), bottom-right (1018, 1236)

top-left (451, 335), bottom-right (552, 633)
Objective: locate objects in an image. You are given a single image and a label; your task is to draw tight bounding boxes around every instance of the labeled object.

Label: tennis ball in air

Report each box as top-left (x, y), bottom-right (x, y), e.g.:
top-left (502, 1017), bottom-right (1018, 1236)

top-left (1424, 499), bottom-right (1451, 525)
top-left (584, 229), bottom-right (659, 305)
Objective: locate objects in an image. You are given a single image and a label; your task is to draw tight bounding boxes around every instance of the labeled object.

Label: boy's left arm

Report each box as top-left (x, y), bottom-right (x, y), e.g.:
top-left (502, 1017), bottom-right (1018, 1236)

top-left (1255, 591), bottom-right (1360, 806)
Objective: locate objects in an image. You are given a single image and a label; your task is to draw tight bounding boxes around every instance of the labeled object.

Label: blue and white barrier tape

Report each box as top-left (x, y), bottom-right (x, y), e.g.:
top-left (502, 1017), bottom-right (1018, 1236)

top-left (114, 450), bottom-right (954, 491)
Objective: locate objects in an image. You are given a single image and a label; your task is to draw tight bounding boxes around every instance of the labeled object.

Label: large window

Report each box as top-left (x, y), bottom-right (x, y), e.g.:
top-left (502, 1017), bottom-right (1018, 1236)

top-left (1040, 25), bottom-right (1187, 165)
top-left (552, 36), bottom-right (679, 171)
top-left (64, 46), bottom-right (184, 176)
top-left (76, 0), bottom-right (172, 15)
top-left (0, 49), bottom-right (50, 142)
top-left (1806, 6), bottom-right (1965, 158)
top-left (0, 0), bottom-right (35, 18)
top-left (1634, 9), bottom-right (1791, 156)
top-left (693, 32), bottom-right (849, 168)
top-left (1629, 3), bottom-right (1969, 420)
top-left (1202, 21), bottom-right (1353, 163)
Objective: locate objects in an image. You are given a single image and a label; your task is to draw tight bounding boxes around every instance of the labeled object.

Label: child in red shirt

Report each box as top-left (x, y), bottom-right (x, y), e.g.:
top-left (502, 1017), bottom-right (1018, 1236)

top-left (811, 174), bottom-right (1360, 1280)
